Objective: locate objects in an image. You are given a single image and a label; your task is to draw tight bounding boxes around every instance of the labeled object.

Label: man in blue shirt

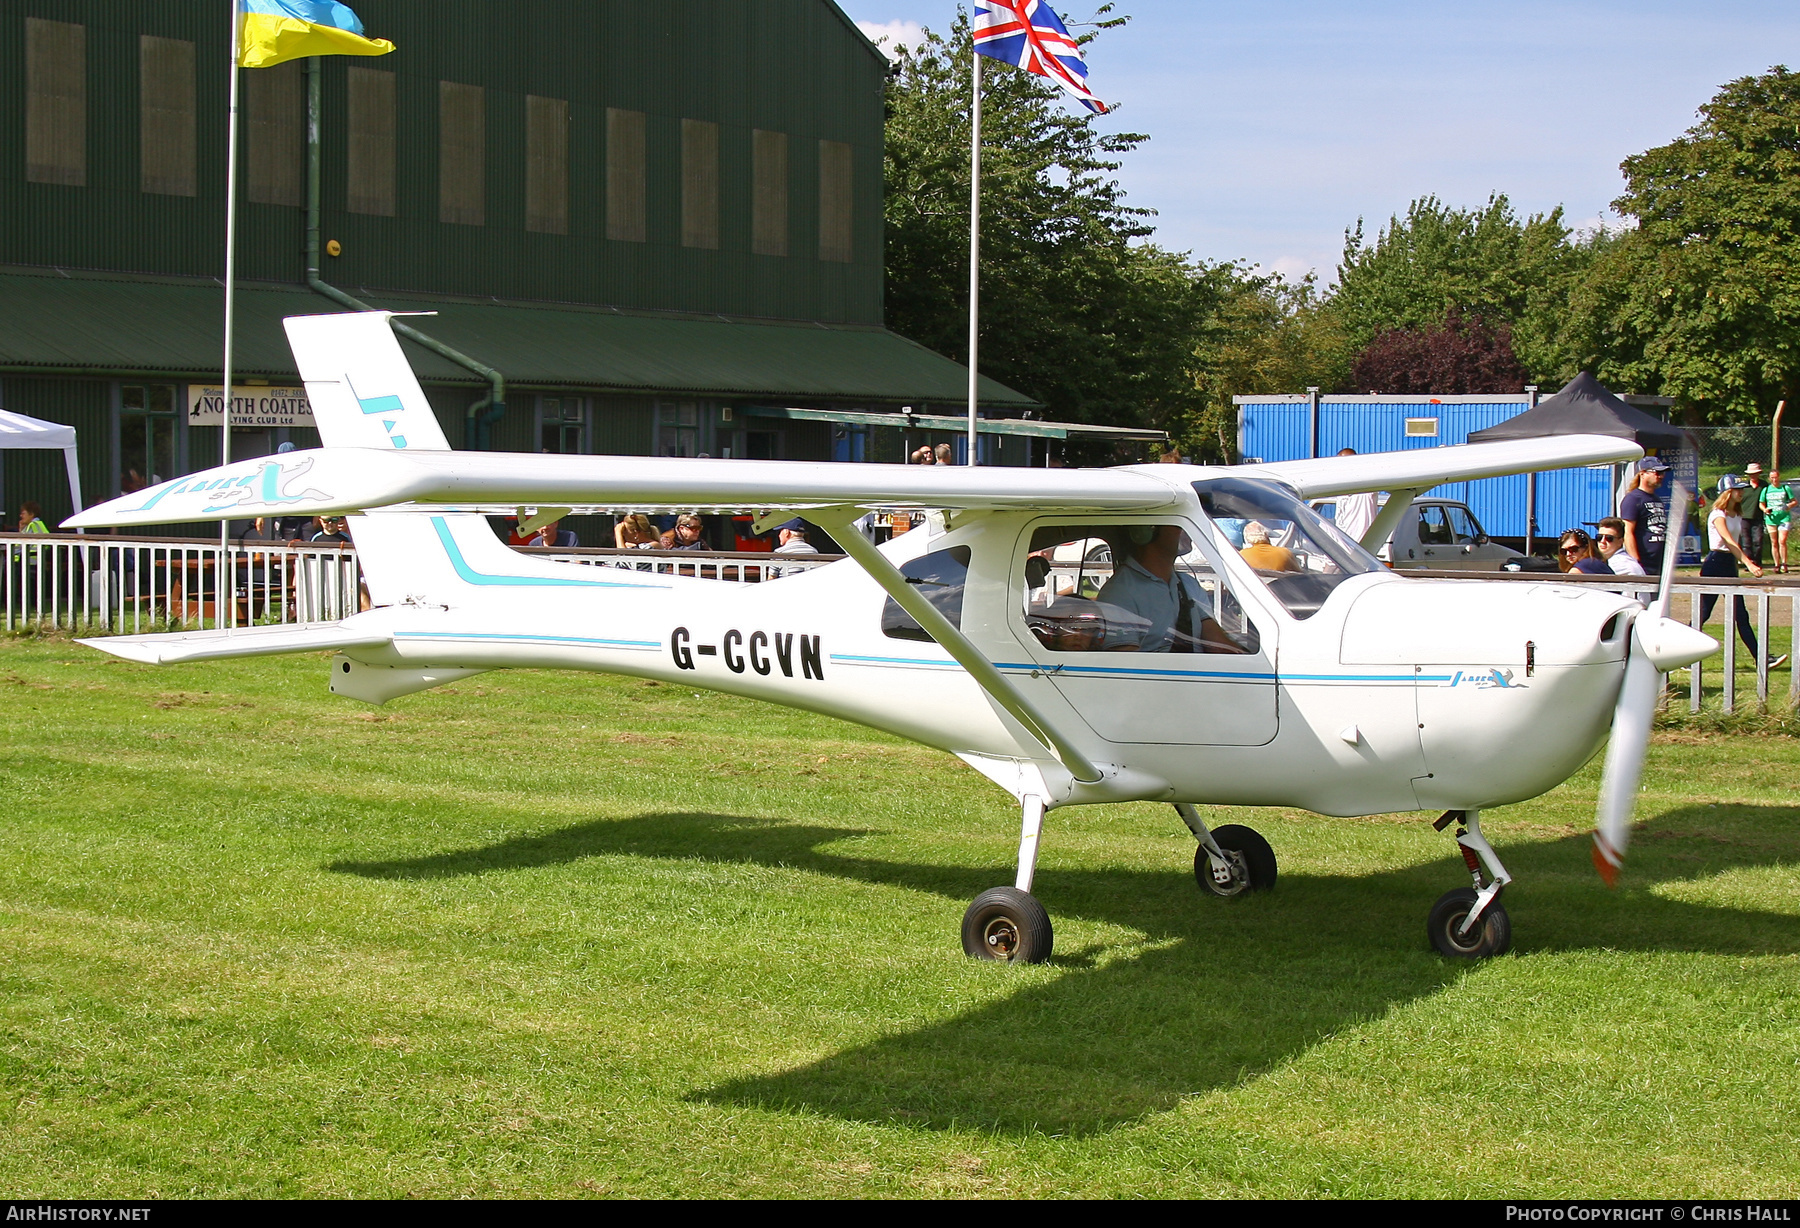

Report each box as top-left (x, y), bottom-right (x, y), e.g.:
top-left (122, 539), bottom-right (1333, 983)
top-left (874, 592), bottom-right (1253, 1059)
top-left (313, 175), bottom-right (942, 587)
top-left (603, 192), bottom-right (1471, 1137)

top-left (1096, 525), bottom-right (1210, 652)
top-left (1619, 456), bottom-right (1670, 577)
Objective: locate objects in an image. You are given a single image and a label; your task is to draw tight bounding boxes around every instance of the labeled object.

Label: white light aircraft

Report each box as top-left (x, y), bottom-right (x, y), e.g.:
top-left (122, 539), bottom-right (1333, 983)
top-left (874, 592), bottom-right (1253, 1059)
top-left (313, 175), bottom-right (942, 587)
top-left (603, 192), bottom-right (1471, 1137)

top-left (67, 313), bottom-right (1718, 963)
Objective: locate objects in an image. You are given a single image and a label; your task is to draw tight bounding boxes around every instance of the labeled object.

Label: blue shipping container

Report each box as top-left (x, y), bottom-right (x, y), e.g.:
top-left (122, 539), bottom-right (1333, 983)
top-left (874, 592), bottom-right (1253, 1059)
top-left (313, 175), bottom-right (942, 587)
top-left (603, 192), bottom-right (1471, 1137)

top-left (1234, 395), bottom-right (1622, 540)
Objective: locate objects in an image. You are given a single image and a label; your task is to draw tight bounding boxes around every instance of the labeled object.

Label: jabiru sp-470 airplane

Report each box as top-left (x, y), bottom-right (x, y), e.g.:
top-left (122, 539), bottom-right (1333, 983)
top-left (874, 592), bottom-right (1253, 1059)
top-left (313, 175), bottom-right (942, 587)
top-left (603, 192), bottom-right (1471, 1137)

top-left (66, 312), bottom-right (1718, 964)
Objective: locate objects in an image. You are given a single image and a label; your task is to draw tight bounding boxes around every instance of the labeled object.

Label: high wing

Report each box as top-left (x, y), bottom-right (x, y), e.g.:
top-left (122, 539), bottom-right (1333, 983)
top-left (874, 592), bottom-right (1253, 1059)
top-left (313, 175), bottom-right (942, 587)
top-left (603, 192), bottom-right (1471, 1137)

top-left (65, 449), bottom-right (1180, 529)
top-left (1241, 434), bottom-right (1644, 500)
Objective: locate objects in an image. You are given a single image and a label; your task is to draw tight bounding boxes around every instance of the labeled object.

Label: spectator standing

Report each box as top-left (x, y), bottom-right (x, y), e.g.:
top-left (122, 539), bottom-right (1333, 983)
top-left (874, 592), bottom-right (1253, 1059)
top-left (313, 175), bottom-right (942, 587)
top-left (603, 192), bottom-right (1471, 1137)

top-left (1619, 457), bottom-right (1671, 577)
top-left (1743, 462), bottom-right (1770, 566)
top-left (1331, 448), bottom-right (1380, 547)
top-left (1699, 477), bottom-right (1784, 668)
top-left (1759, 470), bottom-right (1796, 574)
top-left (910, 446), bottom-right (935, 465)
top-left (1596, 517), bottom-right (1647, 576)
top-left (1558, 529), bottom-right (1612, 575)
top-left (17, 502), bottom-right (49, 534)
top-left (660, 514), bottom-right (710, 551)
top-left (935, 443), bottom-right (954, 466)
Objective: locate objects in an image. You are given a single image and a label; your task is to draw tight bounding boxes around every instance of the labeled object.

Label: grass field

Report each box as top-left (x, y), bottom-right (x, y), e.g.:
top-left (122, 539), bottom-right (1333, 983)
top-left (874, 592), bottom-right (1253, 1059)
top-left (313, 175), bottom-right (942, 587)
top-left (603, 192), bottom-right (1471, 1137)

top-left (2, 634), bottom-right (1798, 1198)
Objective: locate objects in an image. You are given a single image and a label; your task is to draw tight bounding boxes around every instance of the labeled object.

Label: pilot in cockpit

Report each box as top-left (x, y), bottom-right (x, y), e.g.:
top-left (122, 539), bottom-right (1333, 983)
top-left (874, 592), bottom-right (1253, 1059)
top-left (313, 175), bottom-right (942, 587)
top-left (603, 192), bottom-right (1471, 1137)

top-left (1095, 524), bottom-right (1211, 652)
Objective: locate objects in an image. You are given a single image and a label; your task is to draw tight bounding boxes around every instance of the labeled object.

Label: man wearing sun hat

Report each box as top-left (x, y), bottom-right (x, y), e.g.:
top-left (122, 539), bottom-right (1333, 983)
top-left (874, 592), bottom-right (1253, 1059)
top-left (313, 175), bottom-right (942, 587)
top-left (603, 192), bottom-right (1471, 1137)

top-left (1619, 456), bottom-right (1671, 577)
top-left (1743, 461), bottom-right (1770, 567)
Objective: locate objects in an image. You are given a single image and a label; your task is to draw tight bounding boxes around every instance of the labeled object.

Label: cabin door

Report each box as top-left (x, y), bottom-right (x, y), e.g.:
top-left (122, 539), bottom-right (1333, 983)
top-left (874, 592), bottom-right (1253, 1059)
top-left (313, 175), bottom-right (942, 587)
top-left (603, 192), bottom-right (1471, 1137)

top-left (1009, 519), bottom-right (1278, 747)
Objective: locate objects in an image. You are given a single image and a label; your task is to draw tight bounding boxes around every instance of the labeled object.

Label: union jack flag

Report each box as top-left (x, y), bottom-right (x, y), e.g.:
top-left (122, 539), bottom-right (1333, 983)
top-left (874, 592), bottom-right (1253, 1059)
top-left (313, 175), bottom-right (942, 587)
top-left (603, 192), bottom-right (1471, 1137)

top-left (973, 0), bottom-right (1108, 114)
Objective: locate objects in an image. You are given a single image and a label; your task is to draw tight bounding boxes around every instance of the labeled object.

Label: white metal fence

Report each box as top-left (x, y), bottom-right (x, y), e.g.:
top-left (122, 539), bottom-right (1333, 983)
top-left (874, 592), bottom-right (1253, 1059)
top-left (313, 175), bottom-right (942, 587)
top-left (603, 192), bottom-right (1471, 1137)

top-left (1, 535), bottom-right (843, 634)
top-left (3, 533), bottom-right (364, 633)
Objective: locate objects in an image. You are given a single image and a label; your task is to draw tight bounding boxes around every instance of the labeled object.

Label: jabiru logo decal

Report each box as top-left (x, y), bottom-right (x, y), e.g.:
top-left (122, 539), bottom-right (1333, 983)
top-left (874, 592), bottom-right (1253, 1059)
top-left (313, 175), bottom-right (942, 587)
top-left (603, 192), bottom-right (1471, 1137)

top-left (347, 374), bottom-right (409, 449)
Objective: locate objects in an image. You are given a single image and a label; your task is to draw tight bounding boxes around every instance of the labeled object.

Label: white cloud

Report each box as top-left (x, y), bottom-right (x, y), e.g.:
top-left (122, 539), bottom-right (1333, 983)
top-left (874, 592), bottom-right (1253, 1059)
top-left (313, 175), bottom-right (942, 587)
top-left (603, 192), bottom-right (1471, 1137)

top-left (857, 19), bottom-right (928, 60)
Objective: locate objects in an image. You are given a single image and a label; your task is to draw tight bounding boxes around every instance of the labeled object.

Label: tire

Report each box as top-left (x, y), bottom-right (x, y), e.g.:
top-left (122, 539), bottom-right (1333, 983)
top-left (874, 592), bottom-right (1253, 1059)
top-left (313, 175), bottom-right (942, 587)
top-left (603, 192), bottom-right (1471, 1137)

top-left (1194, 824), bottom-right (1278, 898)
top-left (1426, 887), bottom-right (1512, 959)
top-left (961, 887), bottom-right (1054, 964)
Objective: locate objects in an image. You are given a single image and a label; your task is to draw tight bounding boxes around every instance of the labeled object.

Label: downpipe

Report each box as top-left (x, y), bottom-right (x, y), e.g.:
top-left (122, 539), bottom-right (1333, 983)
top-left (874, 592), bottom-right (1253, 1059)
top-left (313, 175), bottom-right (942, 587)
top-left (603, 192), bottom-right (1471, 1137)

top-left (302, 58), bottom-right (506, 448)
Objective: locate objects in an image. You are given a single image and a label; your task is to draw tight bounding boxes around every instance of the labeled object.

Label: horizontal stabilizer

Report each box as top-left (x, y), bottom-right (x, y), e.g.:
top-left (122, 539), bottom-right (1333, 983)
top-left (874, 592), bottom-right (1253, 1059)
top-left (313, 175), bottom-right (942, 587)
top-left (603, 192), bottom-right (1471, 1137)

top-left (76, 622), bottom-right (389, 665)
top-left (66, 449), bottom-right (1179, 529)
top-left (1243, 434), bottom-right (1644, 499)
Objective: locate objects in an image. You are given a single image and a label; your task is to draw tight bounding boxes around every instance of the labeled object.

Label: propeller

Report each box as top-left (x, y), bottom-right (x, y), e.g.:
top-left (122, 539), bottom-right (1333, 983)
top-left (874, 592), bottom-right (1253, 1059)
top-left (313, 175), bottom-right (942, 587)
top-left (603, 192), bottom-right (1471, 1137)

top-left (1592, 481), bottom-right (1717, 885)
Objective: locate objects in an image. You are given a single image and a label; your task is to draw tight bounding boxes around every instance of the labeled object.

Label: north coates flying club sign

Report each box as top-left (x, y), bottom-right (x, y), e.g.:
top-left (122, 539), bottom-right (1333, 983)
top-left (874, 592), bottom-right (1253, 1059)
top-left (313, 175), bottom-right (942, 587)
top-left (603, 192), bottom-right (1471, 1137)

top-left (187, 385), bottom-right (315, 429)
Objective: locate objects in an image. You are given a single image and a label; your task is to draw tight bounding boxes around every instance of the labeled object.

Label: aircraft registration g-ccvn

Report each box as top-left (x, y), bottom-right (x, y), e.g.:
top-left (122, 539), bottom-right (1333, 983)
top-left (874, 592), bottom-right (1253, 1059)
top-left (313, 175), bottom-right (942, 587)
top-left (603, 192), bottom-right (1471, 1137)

top-left (69, 312), bottom-right (1719, 964)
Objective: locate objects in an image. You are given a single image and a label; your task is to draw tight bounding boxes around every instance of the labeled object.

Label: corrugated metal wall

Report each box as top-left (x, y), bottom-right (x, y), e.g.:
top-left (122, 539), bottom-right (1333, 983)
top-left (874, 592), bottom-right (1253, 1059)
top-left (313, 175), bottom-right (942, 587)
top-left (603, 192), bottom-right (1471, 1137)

top-left (1238, 396), bottom-right (1618, 539)
top-left (0, 376), bottom-right (110, 527)
top-left (2, 1), bottom-right (884, 323)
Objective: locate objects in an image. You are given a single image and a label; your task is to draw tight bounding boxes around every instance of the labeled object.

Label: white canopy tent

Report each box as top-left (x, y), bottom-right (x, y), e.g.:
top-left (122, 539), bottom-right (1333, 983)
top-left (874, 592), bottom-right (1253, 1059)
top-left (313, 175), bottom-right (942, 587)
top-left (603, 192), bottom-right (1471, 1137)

top-left (0, 409), bottom-right (83, 519)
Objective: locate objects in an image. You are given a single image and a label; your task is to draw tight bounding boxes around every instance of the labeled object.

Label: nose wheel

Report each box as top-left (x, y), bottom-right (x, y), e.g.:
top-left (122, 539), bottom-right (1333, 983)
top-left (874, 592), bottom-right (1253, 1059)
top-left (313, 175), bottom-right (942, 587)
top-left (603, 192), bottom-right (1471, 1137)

top-left (1192, 823), bottom-right (1278, 897)
top-left (1427, 809), bottom-right (1514, 959)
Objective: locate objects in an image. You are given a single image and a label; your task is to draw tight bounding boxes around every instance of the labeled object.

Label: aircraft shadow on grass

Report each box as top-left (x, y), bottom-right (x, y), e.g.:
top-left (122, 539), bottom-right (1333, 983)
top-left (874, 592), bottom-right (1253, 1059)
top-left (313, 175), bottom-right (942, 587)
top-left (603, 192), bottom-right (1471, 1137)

top-left (330, 804), bottom-right (1800, 1135)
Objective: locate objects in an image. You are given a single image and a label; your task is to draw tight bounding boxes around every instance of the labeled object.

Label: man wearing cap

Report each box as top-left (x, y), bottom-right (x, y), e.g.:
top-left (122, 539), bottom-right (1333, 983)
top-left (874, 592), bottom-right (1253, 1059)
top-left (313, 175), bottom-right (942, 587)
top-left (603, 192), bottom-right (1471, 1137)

top-left (1619, 456), bottom-right (1670, 577)
top-left (771, 519), bottom-right (820, 578)
top-left (1743, 462), bottom-right (1770, 567)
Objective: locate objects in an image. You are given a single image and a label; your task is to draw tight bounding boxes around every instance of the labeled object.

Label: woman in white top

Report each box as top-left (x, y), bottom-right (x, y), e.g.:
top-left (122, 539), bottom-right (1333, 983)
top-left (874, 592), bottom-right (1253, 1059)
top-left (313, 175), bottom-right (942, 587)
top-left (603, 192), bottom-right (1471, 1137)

top-left (1699, 479), bottom-right (1781, 667)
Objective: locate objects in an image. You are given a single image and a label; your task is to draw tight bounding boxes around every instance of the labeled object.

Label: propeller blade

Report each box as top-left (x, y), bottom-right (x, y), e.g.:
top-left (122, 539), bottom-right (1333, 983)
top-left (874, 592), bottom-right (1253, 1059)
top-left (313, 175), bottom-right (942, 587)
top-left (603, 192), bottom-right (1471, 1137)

top-left (1594, 478), bottom-right (1702, 885)
top-left (1653, 480), bottom-right (1689, 621)
top-left (1593, 629), bottom-right (1660, 887)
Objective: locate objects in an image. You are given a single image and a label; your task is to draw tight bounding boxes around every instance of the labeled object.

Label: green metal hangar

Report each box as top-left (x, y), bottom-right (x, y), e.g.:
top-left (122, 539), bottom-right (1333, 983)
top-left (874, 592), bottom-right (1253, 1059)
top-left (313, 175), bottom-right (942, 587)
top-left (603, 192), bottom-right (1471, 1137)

top-left (1, 0), bottom-right (1159, 527)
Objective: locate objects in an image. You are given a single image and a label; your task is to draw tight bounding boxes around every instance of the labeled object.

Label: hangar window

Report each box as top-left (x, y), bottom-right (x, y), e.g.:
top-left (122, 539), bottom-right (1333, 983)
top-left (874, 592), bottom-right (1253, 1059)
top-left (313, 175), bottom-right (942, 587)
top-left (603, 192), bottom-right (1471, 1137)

top-left (526, 95), bottom-right (569, 235)
top-left (682, 119), bottom-right (719, 250)
top-left (26, 18), bottom-right (85, 187)
top-left (753, 130), bottom-right (789, 257)
top-left (439, 81), bottom-right (485, 226)
top-left (246, 60), bottom-right (303, 206)
top-left (346, 67), bottom-right (396, 216)
top-left (606, 108), bottom-right (646, 242)
top-left (882, 547), bottom-right (972, 642)
top-left (139, 36), bottom-right (195, 197)
top-left (819, 140), bottom-right (853, 263)
top-left (539, 396), bottom-right (586, 454)
top-left (119, 384), bottom-right (177, 491)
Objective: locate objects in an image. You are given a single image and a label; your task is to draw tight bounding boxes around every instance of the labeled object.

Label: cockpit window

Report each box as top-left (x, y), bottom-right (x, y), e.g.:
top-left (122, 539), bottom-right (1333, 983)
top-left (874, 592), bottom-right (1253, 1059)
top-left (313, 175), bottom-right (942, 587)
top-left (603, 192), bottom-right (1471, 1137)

top-left (881, 547), bottom-right (972, 642)
top-left (1192, 477), bottom-right (1382, 620)
top-left (1020, 523), bottom-right (1261, 655)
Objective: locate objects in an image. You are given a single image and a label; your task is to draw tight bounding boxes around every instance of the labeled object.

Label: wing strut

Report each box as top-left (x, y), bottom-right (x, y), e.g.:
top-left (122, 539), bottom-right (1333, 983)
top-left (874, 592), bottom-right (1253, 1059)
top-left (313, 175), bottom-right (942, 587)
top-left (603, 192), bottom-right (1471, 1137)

top-left (806, 508), bottom-right (1103, 784)
top-left (1360, 486), bottom-right (1428, 553)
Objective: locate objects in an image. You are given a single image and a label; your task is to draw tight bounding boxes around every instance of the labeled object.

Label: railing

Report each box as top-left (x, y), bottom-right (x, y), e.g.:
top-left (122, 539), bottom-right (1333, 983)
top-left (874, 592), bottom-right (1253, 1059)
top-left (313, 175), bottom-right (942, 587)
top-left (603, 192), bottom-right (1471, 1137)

top-left (3, 533), bottom-right (363, 634)
top-left (1, 534), bottom-right (845, 634)
top-left (1410, 568), bottom-right (1800, 714)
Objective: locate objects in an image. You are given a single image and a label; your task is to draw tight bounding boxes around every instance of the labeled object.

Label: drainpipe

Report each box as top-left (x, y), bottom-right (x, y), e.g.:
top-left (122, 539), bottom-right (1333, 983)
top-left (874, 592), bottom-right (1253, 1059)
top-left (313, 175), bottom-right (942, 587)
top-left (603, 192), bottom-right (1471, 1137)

top-left (303, 58), bottom-right (506, 448)
top-left (1306, 386), bottom-right (1321, 459)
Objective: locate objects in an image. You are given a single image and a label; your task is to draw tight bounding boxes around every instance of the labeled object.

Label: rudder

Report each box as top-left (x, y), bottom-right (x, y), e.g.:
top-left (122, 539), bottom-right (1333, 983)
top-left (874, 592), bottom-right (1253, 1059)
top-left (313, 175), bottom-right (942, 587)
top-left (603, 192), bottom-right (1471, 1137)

top-left (285, 312), bottom-right (451, 452)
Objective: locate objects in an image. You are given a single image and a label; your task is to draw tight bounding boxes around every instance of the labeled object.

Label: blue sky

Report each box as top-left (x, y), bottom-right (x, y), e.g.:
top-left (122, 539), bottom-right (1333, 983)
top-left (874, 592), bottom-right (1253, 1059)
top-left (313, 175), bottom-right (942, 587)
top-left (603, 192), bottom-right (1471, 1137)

top-left (837, 1), bottom-right (1800, 283)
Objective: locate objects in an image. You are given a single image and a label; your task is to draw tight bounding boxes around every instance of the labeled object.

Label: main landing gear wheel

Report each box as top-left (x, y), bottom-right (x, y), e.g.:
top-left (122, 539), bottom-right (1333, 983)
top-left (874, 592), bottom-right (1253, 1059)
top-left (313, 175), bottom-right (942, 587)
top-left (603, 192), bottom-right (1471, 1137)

top-left (1194, 824), bottom-right (1278, 898)
top-left (962, 887), bottom-right (1053, 964)
top-left (1427, 887), bottom-right (1512, 959)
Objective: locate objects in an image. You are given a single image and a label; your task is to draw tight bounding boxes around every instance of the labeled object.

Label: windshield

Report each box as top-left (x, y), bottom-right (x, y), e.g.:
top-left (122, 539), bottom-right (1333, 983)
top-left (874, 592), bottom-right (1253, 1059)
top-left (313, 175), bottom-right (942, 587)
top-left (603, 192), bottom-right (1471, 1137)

top-left (1192, 476), bottom-right (1383, 619)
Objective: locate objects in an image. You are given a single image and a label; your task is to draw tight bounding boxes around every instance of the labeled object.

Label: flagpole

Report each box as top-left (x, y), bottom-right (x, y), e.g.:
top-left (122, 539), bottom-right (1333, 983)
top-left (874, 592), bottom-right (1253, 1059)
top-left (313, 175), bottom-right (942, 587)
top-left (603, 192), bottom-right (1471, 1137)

top-left (219, 0), bottom-right (241, 626)
top-left (965, 52), bottom-right (980, 467)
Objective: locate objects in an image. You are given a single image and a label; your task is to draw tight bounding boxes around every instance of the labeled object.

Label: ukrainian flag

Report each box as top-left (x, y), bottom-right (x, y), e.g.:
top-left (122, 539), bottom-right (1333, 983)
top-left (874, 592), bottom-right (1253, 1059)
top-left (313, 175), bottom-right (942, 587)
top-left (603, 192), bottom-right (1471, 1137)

top-left (239, 0), bottom-right (395, 69)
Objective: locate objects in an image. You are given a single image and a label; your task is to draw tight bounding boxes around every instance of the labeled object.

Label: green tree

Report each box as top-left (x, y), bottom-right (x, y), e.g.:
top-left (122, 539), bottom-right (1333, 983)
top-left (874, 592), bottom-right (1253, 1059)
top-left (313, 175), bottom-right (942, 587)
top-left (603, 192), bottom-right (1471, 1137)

top-left (1330, 194), bottom-right (1601, 385)
top-left (1572, 66), bottom-right (1800, 421)
top-left (882, 12), bottom-right (1222, 454)
top-left (1186, 269), bottom-right (1351, 458)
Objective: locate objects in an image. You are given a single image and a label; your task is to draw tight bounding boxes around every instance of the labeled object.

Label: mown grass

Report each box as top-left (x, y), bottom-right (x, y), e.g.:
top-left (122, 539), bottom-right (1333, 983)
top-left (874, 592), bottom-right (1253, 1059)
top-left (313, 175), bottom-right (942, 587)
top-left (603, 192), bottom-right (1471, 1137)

top-left (1, 635), bottom-right (1797, 1197)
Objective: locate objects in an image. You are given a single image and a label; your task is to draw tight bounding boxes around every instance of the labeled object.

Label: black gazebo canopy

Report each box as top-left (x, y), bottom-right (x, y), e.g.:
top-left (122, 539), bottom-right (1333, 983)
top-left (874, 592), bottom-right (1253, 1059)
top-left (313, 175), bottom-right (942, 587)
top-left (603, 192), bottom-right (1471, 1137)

top-left (1467, 372), bottom-right (1691, 450)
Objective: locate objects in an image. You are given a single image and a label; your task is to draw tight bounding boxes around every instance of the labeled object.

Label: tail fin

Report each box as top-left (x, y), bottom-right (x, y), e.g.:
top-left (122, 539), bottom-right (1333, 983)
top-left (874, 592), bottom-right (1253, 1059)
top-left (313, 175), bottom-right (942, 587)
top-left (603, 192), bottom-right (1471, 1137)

top-left (285, 312), bottom-right (451, 452)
